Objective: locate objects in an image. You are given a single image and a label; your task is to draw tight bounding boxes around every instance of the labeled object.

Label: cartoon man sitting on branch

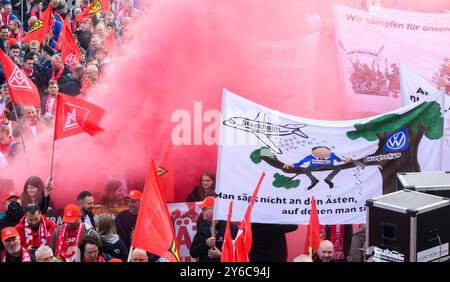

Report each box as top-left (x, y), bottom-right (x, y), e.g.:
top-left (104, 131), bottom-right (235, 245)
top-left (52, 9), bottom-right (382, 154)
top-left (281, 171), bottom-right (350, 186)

top-left (283, 146), bottom-right (352, 190)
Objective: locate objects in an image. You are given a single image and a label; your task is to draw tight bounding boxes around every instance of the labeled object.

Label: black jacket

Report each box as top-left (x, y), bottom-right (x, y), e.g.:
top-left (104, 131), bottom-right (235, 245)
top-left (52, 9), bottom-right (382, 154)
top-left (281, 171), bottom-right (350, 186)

top-left (100, 235), bottom-right (129, 262)
top-left (190, 216), bottom-right (238, 262)
top-left (249, 223), bottom-right (298, 262)
top-left (44, 65), bottom-right (81, 96)
top-left (114, 210), bottom-right (137, 251)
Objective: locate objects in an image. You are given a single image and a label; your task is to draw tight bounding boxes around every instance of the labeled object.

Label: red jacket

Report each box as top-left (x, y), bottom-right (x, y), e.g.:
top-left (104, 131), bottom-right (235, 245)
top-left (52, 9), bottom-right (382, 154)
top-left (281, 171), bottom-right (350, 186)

top-left (16, 215), bottom-right (57, 249)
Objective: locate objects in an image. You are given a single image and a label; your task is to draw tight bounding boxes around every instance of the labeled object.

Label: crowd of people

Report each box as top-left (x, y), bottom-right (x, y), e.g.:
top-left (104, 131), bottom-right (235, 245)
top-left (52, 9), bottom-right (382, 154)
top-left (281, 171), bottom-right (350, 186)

top-left (0, 0), bottom-right (142, 162)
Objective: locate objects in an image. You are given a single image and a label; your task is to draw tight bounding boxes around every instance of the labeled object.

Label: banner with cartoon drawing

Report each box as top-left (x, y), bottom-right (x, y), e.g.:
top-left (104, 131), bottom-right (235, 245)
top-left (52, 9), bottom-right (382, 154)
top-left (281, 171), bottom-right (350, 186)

top-left (214, 89), bottom-right (444, 224)
top-left (332, 4), bottom-right (450, 114)
top-left (169, 202), bottom-right (202, 262)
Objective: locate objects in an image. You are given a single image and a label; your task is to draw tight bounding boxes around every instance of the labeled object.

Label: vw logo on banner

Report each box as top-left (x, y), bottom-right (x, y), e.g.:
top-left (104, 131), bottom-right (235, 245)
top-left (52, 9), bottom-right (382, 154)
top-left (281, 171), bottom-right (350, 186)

top-left (384, 128), bottom-right (409, 151)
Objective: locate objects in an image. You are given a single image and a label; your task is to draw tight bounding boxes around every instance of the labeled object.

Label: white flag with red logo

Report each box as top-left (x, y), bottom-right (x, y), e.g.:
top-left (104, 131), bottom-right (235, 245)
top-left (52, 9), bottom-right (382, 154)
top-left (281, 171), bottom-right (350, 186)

top-left (54, 93), bottom-right (105, 141)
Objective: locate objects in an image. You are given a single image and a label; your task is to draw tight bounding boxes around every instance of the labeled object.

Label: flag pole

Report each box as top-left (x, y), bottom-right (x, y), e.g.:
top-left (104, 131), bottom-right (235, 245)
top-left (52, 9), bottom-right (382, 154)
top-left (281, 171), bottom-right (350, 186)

top-left (11, 103), bottom-right (32, 175)
top-left (49, 138), bottom-right (56, 178)
top-left (127, 247), bottom-right (133, 262)
top-left (211, 220), bottom-right (217, 249)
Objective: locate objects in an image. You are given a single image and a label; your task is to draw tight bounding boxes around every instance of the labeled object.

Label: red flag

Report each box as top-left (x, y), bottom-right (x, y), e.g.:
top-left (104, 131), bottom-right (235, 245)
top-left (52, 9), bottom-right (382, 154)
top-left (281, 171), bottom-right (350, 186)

top-left (76, 0), bottom-right (110, 22)
top-left (157, 141), bottom-right (174, 202)
top-left (58, 17), bottom-right (81, 71)
top-left (220, 200), bottom-right (234, 262)
top-left (0, 50), bottom-right (40, 107)
top-left (233, 172), bottom-right (265, 262)
top-left (304, 196), bottom-right (321, 256)
top-left (22, 3), bottom-right (53, 43)
top-left (54, 93), bottom-right (105, 141)
top-left (104, 29), bottom-right (116, 53)
top-left (132, 160), bottom-right (180, 262)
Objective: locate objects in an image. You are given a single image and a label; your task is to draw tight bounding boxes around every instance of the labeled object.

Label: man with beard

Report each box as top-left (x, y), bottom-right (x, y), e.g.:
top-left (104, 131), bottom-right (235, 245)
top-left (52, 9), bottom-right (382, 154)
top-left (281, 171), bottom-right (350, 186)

top-left (115, 190), bottom-right (141, 251)
top-left (15, 204), bottom-right (56, 257)
top-left (41, 80), bottom-right (59, 121)
top-left (77, 191), bottom-right (97, 230)
top-left (1, 227), bottom-right (33, 262)
top-left (50, 204), bottom-right (98, 262)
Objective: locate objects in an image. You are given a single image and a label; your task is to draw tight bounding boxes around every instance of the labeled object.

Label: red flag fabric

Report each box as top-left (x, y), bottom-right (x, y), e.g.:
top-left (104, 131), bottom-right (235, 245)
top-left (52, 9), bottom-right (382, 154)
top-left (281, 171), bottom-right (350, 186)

top-left (104, 29), bottom-right (116, 53)
top-left (0, 50), bottom-right (40, 107)
top-left (76, 0), bottom-right (110, 22)
top-left (220, 200), bottom-right (234, 262)
top-left (233, 172), bottom-right (265, 262)
top-left (157, 141), bottom-right (174, 202)
top-left (22, 3), bottom-right (53, 43)
top-left (304, 196), bottom-right (321, 256)
top-left (58, 17), bottom-right (81, 70)
top-left (54, 93), bottom-right (105, 141)
top-left (132, 160), bottom-right (180, 262)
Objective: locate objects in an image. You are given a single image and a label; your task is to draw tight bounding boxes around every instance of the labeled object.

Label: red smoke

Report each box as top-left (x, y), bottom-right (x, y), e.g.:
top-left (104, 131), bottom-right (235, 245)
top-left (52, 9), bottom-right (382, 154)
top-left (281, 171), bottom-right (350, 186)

top-left (2, 0), bottom-right (449, 207)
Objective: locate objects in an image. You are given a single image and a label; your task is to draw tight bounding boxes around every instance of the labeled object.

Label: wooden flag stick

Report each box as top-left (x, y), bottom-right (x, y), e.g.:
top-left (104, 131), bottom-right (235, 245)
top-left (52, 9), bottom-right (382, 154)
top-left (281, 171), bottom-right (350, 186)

top-left (211, 220), bottom-right (218, 249)
top-left (49, 139), bottom-right (56, 179)
top-left (127, 247), bottom-right (133, 262)
top-left (11, 103), bottom-right (32, 175)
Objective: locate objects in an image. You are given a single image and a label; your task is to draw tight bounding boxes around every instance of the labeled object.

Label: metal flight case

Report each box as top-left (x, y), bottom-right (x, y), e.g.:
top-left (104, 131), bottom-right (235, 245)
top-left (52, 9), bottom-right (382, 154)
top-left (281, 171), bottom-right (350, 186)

top-left (397, 171), bottom-right (450, 198)
top-left (366, 189), bottom-right (450, 262)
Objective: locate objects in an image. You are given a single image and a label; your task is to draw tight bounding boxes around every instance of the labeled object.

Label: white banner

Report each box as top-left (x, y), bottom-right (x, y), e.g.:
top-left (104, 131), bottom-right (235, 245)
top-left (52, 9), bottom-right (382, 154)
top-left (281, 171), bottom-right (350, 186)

top-left (399, 62), bottom-right (450, 170)
top-left (168, 202), bottom-right (202, 262)
top-left (214, 89), bottom-right (444, 224)
top-left (333, 4), bottom-right (450, 114)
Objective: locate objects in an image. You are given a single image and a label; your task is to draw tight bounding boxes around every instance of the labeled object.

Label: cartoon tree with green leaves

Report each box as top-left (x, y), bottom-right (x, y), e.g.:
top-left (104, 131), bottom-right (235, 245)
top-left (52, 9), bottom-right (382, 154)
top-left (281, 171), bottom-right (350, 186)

top-left (250, 100), bottom-right (444, 194)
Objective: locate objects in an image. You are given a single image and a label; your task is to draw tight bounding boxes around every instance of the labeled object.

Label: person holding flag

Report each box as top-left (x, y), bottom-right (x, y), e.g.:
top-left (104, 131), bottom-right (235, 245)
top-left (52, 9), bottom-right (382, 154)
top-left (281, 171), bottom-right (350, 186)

top-left (131, 161), bottom-right (180, 262)
top-left (190, 196), bottom-right (238, 262)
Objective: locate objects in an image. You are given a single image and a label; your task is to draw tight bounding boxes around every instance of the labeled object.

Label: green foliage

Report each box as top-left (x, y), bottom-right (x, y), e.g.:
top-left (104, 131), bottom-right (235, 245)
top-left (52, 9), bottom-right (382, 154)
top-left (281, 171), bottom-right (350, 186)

top-left (272, 173), bottom-right (300, 189)
top-left (347, 101), bottom-right (444, 141)
top-left (250, 149), bottom-right (262, 164)
top-left (250, 147), bottom-right (276, 164)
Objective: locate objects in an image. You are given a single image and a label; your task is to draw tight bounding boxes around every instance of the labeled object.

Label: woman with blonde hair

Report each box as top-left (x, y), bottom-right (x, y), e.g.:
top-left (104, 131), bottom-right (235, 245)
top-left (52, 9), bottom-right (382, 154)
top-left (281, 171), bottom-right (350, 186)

top-left (96, 213), bottom-right (128, 261)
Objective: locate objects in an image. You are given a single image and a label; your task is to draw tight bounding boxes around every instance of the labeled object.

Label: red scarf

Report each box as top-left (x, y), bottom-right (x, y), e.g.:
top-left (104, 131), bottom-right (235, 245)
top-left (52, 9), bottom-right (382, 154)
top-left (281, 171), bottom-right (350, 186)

top-left (1, 248), bottom-right (32, 262)
top-left (83, 256), bottom-right (106, 262)
top-left (23, 120), bottom-right (39, 139)
top-left (45, 95), bottom-right (58, 117)
top-left (30, 8), bottom-right (42, 20)
top-left (22, 66), bottom-right (34, 77)
top-left (18, 215), bottom-right (52, 248)
top-left (55, 222), bottom-right (85, 262)
top-left (330, 225), bottom-right (345, 261)
top-left (52, 65), bottom-right (65, 82)
top-left (2, 13), bottom-right (11, 26)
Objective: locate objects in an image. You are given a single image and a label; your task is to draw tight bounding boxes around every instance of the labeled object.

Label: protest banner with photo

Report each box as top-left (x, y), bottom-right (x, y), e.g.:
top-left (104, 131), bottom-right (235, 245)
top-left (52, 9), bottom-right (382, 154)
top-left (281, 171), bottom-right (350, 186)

top-left (214, 89), bottom-right (444, 224)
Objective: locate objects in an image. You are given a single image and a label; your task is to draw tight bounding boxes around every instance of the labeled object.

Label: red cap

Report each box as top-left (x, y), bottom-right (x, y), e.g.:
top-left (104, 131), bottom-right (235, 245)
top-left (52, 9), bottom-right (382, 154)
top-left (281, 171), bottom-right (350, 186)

top-left (108, 258), bottom-right (123, 262)
top-left (196, 196), bottom-right (215, 209)
top-left (2, 227), bottom-right (19, 241)
top-left (4, 191), bottom-right (19, 203)
top-left (62, 204), bottom-right (81, 224)
top-left (6, 38), bottom-right (18, 47)
top-left (127, 190), bottom-right (142, 201)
